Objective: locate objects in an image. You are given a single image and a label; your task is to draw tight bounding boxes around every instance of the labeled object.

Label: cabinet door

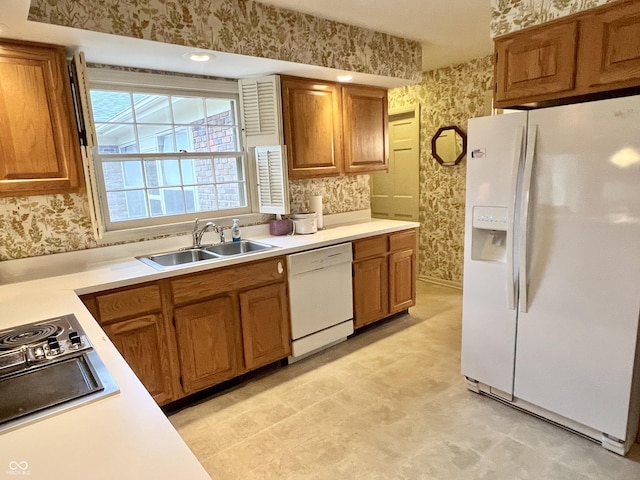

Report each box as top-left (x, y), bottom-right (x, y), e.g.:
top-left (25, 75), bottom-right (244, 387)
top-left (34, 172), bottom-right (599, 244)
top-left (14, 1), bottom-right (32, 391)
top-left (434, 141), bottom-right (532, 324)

top-left (281, 77), bottom-right (343, 178)
top-left (0, 40), bottom-right (82, 196)
top-left (239, 283), bottom-right (291, 370)
top-left (103, 314), bottom-right (174, 405)
top-left (174, 296), bottom-right (240, 394)
top-left (389, 249), bottom-right (416, 314)
top-left (578, 0), bottom-right (640, 93)
top-left (353, 257), bottom-right (389, 328)
top-left (342, 85), bottom-right (389, 174)
top-left (494, 21), bottom-right (578, 107)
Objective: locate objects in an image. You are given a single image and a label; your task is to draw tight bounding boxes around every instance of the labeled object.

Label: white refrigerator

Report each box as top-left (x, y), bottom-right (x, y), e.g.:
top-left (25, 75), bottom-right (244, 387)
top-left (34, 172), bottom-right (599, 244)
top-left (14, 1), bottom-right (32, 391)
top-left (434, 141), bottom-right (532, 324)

top-left (461, 95), bottom-right (640, 455)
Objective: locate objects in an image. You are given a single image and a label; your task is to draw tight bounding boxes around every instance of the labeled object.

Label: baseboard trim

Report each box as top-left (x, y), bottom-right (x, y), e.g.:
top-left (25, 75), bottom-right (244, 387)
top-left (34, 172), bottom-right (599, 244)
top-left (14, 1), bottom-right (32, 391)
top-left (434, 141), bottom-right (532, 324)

top-left (418, 275), bottom-right (462, 290)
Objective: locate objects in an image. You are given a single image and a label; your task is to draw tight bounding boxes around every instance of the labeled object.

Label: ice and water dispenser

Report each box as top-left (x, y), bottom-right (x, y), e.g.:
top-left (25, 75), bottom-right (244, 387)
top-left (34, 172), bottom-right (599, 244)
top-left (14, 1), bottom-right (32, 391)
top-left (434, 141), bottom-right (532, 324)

top-left (470, 206), bottom-right (509, 262)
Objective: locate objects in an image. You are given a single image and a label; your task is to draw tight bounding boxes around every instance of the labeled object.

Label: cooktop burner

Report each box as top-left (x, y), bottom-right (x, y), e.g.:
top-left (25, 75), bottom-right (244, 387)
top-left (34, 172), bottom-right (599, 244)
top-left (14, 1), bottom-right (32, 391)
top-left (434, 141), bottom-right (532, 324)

top-left (0, 323), bottom-right (62, 350)
top-left (0, 314), bottom-right (119, 434)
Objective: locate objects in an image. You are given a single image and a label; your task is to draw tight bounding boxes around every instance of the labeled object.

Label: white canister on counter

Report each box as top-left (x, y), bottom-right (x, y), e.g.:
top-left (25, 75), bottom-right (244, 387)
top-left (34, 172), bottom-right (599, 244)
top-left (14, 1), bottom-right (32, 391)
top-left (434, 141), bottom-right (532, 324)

top-left (291, 213), bottom-right (318, 234)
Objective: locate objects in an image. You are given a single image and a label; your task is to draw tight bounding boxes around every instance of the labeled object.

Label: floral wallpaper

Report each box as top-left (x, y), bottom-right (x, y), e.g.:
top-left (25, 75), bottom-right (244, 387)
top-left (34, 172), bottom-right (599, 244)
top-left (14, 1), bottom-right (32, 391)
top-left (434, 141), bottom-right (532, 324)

top-left (28, 0), bottom-right (421, 82)
top-left (389, 56), bottom-right (494, 286)
top-left (0, 177), bottom-right (367, 261)
top-left (0, 193), bottom-right (97, 260)
top-left (490, 0), bottom-right (616, 37)
top-left (289, 175), bottom-right (370, 214)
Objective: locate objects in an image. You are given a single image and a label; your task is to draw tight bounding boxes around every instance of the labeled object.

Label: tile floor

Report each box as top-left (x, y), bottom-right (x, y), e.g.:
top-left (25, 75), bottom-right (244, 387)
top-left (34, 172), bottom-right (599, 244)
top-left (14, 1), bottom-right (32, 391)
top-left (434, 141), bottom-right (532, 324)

top-left (170, 281), bottom-right (640, 479)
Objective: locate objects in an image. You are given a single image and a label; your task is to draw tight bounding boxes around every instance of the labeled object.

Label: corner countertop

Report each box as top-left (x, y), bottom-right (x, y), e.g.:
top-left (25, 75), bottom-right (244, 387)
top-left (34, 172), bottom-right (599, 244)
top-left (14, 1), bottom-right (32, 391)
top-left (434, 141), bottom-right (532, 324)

top-left (0, 215), bottom-right (418, 479)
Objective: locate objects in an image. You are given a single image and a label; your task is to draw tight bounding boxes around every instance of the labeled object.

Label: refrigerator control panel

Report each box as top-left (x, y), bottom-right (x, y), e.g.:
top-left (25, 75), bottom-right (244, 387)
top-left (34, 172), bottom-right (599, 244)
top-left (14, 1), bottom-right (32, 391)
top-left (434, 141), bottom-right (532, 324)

top-left (472, 206), bottom-right (508, 231)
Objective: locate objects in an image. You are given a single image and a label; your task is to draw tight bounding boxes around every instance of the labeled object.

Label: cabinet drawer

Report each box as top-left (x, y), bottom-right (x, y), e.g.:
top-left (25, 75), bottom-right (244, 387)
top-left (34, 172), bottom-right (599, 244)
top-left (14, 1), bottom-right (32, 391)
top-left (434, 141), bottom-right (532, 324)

top-left (389, 229), bottom-right (416, 252)
top-left (353, 235), bottom-right (388, 260)
top-left (95, 284), bottom-right (161, 324)
top-left (171, 257), bottom-right (286, 305)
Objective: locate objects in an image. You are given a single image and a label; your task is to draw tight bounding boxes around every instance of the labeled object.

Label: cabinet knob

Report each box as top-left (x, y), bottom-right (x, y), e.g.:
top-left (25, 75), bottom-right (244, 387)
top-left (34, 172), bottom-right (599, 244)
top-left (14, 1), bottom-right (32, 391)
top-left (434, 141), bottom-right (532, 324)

top-left (277, 261), bottom-right (284, 274)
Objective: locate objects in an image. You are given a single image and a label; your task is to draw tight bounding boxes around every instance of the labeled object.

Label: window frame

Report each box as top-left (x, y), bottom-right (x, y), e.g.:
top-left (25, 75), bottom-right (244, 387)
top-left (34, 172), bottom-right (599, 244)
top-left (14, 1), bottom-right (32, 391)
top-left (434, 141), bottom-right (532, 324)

top-left (86, 68), bottom-right (261, 242)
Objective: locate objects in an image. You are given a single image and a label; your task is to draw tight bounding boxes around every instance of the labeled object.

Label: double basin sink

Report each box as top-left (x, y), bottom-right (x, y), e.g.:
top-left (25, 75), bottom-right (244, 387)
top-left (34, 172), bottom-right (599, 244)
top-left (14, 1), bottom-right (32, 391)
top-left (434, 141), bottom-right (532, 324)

top-left (137, 240), bottom-right (273, 270)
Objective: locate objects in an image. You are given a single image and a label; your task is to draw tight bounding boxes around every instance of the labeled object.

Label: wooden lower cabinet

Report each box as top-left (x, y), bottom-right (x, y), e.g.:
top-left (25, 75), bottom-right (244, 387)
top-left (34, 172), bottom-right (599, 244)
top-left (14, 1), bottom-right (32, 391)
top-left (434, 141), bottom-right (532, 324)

top-left (353, 256), bottom-right (389, 328)
top-left (103, 314), bottom-right (175, 405)
top-left (352, 229), bottom-right (417, 328)
top-left (239, 283), bottom-right (291, 370)
top-left (80, 284), bottom-right (176, 405)
top-left (389, 249), bottom-right (416, 314)
top-left (174, 296), bottom-right (241, 394)
top-left (81, 239), bottom-right (413, 405)
top-left (82, 256), bottom-right (291, 404)
top-left (169, 256), bottom-right (291, 383)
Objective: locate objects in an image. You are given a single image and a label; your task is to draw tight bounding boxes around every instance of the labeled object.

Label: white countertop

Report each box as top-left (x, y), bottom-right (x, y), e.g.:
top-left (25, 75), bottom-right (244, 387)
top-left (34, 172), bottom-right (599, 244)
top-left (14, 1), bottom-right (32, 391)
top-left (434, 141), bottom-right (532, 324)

top-left (0, 214), bottom-right (418, 479)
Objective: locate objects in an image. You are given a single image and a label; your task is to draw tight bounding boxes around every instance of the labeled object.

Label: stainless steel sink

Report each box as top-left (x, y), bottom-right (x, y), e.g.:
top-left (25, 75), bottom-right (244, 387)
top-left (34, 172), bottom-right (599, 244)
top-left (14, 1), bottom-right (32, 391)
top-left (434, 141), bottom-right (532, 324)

top-left (202, 240), bottom-right (272, 256)
top-left (137, 240), bottom-right (273, 270)
top-left (137, 248), bottom-right (220, 269)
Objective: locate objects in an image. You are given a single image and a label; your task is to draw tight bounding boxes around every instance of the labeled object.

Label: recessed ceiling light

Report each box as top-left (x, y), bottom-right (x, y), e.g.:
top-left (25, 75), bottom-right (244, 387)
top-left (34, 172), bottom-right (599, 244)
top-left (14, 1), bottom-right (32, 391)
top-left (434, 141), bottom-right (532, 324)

top-left (337, 74), bottom-right (353, 82)
top-left (185, 52), bottom-right (212, 62)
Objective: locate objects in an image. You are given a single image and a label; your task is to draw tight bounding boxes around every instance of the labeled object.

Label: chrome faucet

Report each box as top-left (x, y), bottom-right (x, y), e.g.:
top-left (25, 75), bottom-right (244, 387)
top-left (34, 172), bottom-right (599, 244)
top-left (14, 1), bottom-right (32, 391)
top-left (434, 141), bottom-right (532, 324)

top-left (192, 218), bottom-right (215, 248)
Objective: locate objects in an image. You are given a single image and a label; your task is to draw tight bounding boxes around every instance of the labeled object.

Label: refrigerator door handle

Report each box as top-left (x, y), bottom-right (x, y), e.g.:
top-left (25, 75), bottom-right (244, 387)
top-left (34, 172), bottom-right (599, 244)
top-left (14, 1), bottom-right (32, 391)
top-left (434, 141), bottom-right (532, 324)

top-left (519, 124), bottom-right (537, 313)
top-left (506, 126), bottom-right (524, 311)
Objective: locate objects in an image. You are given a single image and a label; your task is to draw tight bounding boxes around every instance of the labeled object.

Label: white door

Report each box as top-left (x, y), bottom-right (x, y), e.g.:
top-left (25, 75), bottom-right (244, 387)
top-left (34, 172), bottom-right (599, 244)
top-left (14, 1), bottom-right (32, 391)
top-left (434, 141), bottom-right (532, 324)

top-left (461, 111), bottom-right (528, 395)
top-left (514, 96), bottom-right (640, 439)
top-left (371, 105), bottom-right (419, 221)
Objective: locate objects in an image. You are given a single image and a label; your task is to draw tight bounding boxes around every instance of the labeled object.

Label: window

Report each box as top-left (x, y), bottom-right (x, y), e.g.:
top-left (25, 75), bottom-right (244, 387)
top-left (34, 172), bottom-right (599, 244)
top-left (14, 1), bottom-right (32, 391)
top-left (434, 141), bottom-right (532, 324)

top-left (88, 70), bottom-right (249, 233)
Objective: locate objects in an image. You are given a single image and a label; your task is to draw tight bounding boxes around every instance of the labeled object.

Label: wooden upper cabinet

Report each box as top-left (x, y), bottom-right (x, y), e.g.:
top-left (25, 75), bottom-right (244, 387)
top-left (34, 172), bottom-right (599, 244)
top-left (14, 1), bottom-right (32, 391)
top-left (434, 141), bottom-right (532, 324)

top-left (577, 0), bottom-right (640, 92)
top-left (494, 21), bottom-right (578, 106)
top-left (281, 76), bottom-right (343, 178)
top-left (494, 0), bottom-right (640, 108)
top-left (342, 85), bottom-right (389, 173)
top-left (281, 75), bottom-right (389, 178)
top-left (0, 39), bottom-right (82, 197)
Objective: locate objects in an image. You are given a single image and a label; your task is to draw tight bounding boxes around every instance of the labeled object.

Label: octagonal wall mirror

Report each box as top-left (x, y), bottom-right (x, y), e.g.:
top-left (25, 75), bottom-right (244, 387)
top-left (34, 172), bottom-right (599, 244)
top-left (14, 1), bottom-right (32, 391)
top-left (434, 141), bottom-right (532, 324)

top-left (431, 125), bottom-right (467, 166)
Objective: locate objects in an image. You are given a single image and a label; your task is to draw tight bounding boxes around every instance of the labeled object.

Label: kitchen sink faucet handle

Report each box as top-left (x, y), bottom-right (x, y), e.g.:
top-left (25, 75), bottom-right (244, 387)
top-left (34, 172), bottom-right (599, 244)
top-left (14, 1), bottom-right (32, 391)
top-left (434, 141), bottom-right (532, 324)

top-left (191, 218), bottom-right (201, 248)
top-left (214, 225), bottom-right (226, 243)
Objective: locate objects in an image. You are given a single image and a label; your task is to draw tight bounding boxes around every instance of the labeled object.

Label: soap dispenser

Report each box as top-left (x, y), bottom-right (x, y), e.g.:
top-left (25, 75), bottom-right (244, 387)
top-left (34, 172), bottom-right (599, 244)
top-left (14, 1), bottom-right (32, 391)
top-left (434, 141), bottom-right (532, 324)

top-left (231, 219), bottom-right (241, 242)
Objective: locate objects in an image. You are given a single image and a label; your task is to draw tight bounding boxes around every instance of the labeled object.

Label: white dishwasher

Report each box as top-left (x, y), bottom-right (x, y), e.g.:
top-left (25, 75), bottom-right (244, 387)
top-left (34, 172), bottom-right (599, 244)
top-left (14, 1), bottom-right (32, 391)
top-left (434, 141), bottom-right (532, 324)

top-left (287, 242), bottom-right (354, 362)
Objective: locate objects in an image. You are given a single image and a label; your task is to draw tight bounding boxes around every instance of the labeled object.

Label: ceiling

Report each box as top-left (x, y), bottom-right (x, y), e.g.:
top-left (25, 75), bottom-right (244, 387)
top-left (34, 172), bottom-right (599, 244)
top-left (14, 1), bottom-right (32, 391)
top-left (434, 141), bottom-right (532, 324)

top-left (258, 0), bottom-right (494, 71)
top-left (0, 0), bottom-right (493, 87)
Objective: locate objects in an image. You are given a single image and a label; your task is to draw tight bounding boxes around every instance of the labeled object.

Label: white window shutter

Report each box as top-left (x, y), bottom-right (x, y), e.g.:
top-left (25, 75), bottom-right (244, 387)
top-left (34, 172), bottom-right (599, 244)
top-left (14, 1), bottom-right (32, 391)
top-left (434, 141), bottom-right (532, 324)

top-left (238, 76), bottom-right (283, 147)
top-left (71, 51), bottom-right (104, 239)
top-left (255, 146), bottom-right (290, 215)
